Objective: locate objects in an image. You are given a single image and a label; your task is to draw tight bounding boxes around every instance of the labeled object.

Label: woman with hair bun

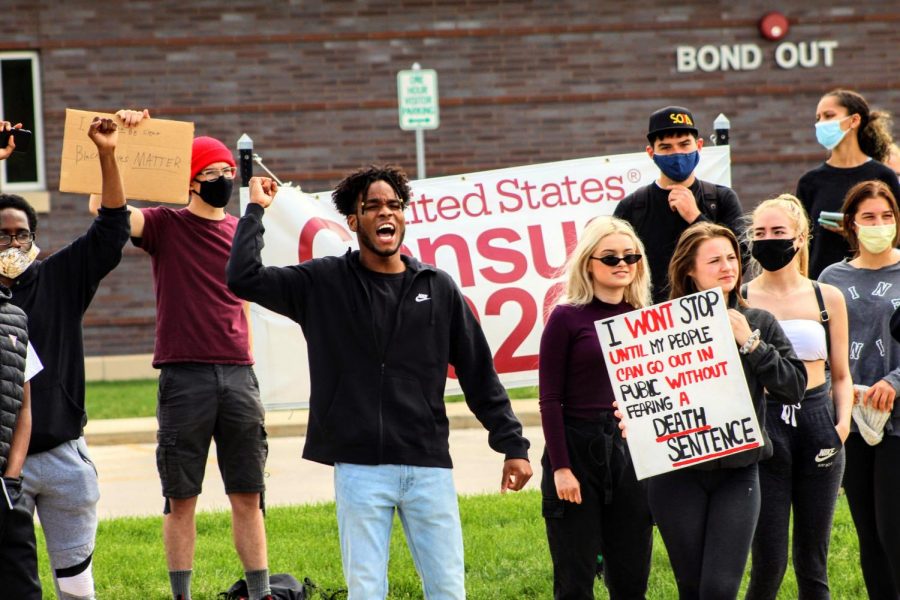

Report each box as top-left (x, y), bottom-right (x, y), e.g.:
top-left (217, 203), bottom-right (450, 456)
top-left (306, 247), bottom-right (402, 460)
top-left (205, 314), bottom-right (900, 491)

top-left (797, 89), bottom-right (900, 278)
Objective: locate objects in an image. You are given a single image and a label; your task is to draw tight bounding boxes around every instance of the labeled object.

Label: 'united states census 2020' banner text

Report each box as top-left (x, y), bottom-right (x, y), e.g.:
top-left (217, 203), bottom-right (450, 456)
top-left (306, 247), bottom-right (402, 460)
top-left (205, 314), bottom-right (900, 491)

top-left (245, 147), bottom-right (732, 408)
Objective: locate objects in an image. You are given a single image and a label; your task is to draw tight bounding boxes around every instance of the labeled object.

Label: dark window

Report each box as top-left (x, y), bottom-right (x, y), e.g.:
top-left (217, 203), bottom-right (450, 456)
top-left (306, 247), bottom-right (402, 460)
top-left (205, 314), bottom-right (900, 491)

top-left (0, 53), bottom-right (43, 190)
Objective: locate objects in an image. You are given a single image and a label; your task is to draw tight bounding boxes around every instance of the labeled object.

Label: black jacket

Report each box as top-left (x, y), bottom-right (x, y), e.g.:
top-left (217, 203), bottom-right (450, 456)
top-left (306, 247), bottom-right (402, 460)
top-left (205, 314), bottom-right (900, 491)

top-left (0, 285), bottom-right (28, 474)
top-left (694, 299), bottom-right (807, 470)
top-left (227, 203), bottom-right (530, 467)
top-left (9, 207), bottom-right (130, 454)
top-left (614, 180), bottom-right (745, 304)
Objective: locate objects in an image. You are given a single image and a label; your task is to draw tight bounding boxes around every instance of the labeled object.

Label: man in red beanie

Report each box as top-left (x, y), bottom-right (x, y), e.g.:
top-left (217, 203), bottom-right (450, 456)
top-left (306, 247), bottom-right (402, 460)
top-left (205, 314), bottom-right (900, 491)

top-left (96, 125), bottom-right (271, 600)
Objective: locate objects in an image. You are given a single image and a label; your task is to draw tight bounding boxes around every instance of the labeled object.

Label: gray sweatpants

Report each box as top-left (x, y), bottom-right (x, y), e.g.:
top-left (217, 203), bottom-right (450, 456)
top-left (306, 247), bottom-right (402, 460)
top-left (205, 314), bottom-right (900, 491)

top-left (20, 437), bottom-right (99, 597)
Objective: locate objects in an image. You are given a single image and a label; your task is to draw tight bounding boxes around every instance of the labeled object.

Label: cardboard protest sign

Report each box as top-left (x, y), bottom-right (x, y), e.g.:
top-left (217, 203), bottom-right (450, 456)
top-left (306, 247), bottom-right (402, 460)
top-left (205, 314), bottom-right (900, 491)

top-left (59, 109), bottom-right (194, 203)
top-left (595, 287), bottom-right (763, 479)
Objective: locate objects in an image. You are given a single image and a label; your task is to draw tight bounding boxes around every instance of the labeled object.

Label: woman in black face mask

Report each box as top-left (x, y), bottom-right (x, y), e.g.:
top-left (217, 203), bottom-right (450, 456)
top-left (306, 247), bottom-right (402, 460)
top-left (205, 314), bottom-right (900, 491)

top-left (743, 194), bottom-right (853, 600)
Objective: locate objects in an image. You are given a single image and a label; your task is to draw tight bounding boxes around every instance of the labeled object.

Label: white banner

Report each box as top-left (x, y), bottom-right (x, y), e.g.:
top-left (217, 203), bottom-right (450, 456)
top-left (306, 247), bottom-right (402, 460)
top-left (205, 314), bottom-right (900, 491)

top-left (595, 288), bottom-right (763, 479)
top-left (245, 147), bottom-right (732, 409)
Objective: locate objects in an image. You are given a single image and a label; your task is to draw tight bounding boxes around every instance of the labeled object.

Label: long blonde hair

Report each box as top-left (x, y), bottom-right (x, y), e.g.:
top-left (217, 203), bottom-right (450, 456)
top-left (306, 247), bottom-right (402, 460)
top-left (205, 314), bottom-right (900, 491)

top-left (748, 194), bottom-right (811, 277)
top-left (558, 217), bottom-right (651, 309)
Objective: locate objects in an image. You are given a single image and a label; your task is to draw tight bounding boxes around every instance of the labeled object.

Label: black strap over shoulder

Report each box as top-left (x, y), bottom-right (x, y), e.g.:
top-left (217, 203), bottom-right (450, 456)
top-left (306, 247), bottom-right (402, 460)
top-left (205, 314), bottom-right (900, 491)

top-left (743, 281), bottom-right (831, 357)
top-left (629, 185), bottom-right (652, 232)
top-left (698, 180), bottom-right (719, 222)
top-left (812, 280), bottom-right (831, 356)
top-left (629, 179), bottom-right (719, 232)
top-left (741, 280), bottom-right (831, 361)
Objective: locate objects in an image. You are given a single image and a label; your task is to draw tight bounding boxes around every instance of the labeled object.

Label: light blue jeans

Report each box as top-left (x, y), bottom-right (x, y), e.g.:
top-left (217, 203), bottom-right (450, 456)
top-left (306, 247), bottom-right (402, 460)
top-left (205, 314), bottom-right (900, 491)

top-left (334, 463), bottom-right (466, 599)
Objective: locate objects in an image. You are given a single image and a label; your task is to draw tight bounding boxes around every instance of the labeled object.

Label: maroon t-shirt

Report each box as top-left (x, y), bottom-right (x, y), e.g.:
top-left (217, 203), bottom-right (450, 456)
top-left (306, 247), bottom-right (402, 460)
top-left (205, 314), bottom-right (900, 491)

top-left (136, 207), bottom-right (252, 366)
top-left (538, 298), bottom-right (632, 471)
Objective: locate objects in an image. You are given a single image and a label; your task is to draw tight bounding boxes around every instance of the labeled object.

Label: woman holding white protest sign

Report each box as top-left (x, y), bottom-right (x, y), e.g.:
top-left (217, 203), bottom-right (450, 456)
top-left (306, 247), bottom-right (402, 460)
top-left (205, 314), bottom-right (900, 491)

top-left (626, 222), bottom-right (806, 600)
top-left (742, 194), bottom-right (852, 600)
top-left (538, 216), bottom-right (654, 599)
top-left (818, 180), bottom-right (900, 598)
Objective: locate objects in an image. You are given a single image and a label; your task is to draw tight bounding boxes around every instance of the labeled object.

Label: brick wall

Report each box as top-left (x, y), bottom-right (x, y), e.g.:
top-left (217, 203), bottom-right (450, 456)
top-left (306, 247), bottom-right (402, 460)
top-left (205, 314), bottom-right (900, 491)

top-left (2, 0), bottom-right (899, 355)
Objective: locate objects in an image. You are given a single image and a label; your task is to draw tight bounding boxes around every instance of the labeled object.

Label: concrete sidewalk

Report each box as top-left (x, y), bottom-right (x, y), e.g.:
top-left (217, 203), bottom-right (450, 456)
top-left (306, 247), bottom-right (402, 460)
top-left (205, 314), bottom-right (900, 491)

top-left (84, 398), bottom-right (542, 446)
top-left (91, 426), bottom-right (548, 519)
top-left (85, 399), bottom-right (545, 519)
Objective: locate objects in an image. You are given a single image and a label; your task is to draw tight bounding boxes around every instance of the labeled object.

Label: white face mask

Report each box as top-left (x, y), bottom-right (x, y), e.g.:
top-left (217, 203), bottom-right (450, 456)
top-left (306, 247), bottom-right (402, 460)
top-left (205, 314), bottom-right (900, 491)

top-left (0, 244), bottom-right (39, 279)
top-left (855, 223), bottom-right (896, 254)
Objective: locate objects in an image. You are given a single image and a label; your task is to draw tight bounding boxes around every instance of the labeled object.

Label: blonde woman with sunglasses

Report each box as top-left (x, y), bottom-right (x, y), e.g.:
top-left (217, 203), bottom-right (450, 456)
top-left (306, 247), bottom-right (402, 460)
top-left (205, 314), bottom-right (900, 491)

top-left (538, 216), bottom-right (653, 599)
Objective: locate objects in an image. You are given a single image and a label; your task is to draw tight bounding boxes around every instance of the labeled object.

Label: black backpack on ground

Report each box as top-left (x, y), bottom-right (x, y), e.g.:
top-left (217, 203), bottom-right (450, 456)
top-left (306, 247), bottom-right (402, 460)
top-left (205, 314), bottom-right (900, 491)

top-left (218, 573), bottom-right (347, 600)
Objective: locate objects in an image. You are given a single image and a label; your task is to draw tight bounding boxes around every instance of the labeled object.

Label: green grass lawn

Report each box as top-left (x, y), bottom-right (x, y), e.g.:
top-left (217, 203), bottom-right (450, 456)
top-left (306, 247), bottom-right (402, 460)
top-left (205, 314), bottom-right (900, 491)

top-left (86, 380), bottom-right (540, 420)
top-left (86, 379), bottom-right (158, 420)
top-left (36, 490), bottom-right (865, 599)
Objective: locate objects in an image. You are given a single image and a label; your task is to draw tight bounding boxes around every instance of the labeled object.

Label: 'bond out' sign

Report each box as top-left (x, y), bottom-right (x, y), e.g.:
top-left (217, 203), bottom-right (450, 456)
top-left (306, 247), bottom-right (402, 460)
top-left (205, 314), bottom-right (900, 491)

top-left (595, 288), bottom-right (763, 480)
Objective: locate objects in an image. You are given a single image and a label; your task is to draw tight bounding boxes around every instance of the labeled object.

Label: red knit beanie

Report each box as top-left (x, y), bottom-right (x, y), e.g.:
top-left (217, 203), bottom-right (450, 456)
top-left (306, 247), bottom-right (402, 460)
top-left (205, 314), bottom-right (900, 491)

top-left (190, 136), bottom-right (235, 180)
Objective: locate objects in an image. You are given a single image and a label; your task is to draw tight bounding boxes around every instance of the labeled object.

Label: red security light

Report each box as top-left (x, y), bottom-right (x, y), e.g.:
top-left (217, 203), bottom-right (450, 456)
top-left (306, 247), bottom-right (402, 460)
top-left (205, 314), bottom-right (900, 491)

top-left (759, 11), bottom-right (789, 41)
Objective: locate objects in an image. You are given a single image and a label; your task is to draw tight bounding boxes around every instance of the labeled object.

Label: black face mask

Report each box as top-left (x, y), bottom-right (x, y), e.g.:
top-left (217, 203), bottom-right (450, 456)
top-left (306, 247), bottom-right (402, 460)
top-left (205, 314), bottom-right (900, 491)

top-left (751, 238), bottom-right (798, 272)
top-left (192, 176), bottom-right (233, 208)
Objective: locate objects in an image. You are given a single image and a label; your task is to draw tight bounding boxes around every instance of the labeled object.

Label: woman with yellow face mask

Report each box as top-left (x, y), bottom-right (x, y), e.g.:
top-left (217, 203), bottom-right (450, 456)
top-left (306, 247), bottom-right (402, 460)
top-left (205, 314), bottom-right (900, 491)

top-left (819, 180), bottom-right (900, 598)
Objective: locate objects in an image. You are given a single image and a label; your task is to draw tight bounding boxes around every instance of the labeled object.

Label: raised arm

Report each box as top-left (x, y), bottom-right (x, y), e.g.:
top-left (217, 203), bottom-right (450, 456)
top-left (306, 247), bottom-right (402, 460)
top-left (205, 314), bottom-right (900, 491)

top-left (89, 194), bottom-right (144, 237)
top-left (87, 116), bottom-right (125, 210)
top-left (87, 109), bottom-right (149, 236)
top-left (0, 120), bottom-right (23, 161)
top-left (227, 177), bottom-right (310, 319)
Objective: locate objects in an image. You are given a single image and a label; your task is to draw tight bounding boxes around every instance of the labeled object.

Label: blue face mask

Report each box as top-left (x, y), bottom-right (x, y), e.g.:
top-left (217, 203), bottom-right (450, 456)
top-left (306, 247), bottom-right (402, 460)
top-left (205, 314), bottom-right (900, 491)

top-left (652, 151), bottom-right (700, 183)
top-left (815, 116), bottom-right (850, 150)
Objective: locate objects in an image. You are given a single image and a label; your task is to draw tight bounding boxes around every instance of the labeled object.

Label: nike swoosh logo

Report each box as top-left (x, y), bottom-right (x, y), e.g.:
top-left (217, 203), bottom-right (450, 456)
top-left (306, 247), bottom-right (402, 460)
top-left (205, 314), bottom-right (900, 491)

top-left (415, 293), bottom-right (431, 303)
top-left (815, 448), bottom-right (838, 463)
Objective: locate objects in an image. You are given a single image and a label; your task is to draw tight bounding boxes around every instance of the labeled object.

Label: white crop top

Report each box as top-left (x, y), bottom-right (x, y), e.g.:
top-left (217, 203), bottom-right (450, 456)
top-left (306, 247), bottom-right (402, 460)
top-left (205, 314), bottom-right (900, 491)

top-left (779, 319), bottom-right (828, 362)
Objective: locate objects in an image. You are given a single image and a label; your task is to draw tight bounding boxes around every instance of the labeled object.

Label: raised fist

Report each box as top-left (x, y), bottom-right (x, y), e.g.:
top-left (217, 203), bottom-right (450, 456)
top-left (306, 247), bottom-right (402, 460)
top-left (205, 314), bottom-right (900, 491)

top-left (87, 117), bottom-right (118, 153)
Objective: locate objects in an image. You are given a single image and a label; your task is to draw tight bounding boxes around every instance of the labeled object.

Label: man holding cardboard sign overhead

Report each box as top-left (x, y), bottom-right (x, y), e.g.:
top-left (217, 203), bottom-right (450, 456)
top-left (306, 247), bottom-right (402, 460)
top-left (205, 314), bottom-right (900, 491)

top-left (6, 112), bottom-right (133, 600)
top-left (89, 112), bottom-right (271, 600)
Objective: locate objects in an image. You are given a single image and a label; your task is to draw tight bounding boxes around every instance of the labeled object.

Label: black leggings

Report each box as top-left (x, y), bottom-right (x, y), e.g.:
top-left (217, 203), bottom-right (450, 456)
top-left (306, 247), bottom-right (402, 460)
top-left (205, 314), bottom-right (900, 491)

top-left (746, 385), bottom-right (845, 600)
top-left (541, 418), bottom-right (653, 600)
top-left (0, 482), bottom-right (42, 600)
top-left (843, 433), bottom-right (900, 599)
top-left (648, 465), bottom-right (760, 600)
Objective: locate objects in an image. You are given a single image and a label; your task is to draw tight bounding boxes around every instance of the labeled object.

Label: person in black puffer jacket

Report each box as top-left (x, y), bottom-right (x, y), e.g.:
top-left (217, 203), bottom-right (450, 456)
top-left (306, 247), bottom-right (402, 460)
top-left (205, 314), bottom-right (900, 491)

top-left (0, 260), bottom-right (38, 597)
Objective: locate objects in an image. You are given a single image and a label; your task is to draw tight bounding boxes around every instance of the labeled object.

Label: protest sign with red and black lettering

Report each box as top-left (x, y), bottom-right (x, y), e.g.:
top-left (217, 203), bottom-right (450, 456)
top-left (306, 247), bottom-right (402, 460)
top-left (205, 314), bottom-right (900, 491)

top-left (595, 287), bottom-right (763, 479)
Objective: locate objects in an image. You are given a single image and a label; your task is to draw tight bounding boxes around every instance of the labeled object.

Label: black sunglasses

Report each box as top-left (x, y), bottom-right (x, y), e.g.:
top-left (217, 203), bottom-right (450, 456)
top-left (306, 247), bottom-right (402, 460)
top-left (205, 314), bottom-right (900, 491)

top-left (590, 253), bottom-right (643, 267)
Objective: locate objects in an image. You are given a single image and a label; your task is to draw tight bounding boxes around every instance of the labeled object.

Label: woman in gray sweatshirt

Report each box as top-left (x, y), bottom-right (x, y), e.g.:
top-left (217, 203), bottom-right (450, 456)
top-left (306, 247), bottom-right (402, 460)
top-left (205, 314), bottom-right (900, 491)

top-left (819, 179), bottom-right (900, 599)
